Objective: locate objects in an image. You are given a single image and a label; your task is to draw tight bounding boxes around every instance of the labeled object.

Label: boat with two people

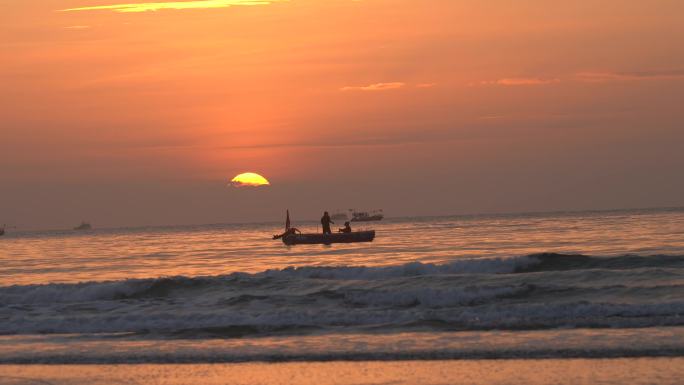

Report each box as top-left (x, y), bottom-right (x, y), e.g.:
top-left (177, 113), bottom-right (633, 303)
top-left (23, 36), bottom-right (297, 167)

top-left (273, 210), bottom-right (375, 245)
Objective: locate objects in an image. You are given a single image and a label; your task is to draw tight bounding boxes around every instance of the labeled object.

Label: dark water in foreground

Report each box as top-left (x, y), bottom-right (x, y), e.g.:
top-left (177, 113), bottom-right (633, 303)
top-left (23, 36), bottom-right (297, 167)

top-left (0, 208), bottom-right (683, 363)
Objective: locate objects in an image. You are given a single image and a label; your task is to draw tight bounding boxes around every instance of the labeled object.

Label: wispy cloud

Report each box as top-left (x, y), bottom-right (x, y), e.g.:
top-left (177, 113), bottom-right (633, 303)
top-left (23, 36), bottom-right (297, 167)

top-left (475, 70), bottom-right (684, 86)
top-left (576, 70), bottom-right (684, 82)
top-left (340, 82), bottom-right (406, 92)
top-left (60, 0), bottom-right (285, 13)
top-left (415, 83), bottom-right (437, 88)
top-left (63, 25), bottom-right (92, 29)
top-left (479, 78), bottom-right (561, 86)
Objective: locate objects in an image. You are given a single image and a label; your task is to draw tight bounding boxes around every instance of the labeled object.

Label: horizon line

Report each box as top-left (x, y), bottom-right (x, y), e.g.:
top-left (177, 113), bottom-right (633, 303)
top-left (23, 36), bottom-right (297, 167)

top-left (7, 205), bottom-right (683, 233)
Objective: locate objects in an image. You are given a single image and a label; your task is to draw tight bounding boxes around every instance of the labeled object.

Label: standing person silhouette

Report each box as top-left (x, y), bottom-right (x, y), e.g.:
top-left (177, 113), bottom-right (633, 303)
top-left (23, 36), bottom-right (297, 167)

top-left (321, 211), bottom-right (334, 234)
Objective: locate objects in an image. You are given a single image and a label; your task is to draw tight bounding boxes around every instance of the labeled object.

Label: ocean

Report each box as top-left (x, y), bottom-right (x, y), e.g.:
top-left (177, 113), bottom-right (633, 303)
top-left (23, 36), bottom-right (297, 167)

top-left (1, 208), bottom-right (683, 383)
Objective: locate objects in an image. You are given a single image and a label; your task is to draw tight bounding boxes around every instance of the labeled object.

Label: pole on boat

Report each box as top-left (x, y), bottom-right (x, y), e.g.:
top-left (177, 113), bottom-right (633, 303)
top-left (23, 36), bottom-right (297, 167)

top-left (285, 209), bottom-right (291, 231)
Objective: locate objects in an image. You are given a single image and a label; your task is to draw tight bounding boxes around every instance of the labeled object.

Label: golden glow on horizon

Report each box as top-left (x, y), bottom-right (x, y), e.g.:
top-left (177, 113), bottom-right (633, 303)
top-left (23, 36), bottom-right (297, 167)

top-left (231, 172), bottom-right (270, 187)
top-left (61, 0), bottom-right (285, 13)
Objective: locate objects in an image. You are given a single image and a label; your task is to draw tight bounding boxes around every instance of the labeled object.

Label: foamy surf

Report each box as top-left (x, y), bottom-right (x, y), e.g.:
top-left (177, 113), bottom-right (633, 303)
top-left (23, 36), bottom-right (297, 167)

top-left (1, 254), bottom-right (683, 336)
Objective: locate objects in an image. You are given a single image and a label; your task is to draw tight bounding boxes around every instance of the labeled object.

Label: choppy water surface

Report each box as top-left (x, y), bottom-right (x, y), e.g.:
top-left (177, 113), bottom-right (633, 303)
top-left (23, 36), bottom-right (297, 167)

top-left (1, 208), bottom-right (683, 363)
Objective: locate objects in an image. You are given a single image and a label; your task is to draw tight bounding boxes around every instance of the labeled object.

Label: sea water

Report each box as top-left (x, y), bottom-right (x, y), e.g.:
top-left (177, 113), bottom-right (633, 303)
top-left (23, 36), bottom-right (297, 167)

top-left (0, 208), bottom-right (683, 369)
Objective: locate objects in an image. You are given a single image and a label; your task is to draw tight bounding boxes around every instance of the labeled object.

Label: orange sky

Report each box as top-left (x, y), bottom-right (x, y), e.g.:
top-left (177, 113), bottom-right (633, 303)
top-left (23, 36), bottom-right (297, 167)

top-left (2, 0), bottom-right (684, 227)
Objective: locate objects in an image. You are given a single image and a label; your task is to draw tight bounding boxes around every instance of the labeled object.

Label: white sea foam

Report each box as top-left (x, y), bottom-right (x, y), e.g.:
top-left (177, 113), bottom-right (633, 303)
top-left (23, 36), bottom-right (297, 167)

top-left (2, 255), bottom-right (683, 336)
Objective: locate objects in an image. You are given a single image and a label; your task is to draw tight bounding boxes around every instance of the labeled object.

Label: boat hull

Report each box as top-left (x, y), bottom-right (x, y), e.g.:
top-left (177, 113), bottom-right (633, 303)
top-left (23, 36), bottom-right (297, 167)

top-left (282, 230), bottom-right (375, 245)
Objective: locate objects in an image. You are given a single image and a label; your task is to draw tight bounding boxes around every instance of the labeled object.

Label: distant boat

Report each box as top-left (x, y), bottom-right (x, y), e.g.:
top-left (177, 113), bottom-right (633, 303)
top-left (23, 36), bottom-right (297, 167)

top-left (330, 210), bottom-right (348, 221)
top-left (351, 209), bottom-right (384, 222)
top-left (74, 222), bottom-right (92, 231)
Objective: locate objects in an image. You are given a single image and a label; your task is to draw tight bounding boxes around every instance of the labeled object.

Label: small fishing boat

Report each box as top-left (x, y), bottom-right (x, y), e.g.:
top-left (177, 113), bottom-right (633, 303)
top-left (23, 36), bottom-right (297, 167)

top-left (274, 210), bottom-right (376, 245)
top-left (282, 230), bottom-right (375, 245)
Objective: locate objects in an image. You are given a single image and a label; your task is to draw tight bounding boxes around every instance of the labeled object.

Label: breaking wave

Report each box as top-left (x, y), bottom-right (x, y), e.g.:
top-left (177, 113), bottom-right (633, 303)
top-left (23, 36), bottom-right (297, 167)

top-left (1, 253), bottom-right (683, 336)
top-left (3, 253), bottom-right (683, 305)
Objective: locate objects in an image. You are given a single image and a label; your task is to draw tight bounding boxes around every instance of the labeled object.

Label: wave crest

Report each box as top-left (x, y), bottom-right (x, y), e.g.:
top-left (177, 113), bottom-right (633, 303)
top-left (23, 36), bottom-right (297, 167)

top-left (3, 253), bottom-right (683, 306)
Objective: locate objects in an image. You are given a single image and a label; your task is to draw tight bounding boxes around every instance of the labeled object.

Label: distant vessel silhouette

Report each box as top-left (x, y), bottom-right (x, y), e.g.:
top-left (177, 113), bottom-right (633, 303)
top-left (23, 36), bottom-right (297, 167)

top-left (73, 222), bottom-right (92, 231)
top-left (330, 210), bottom-right (348, 221)
top-left (351, 209), bottom-right (384, 222)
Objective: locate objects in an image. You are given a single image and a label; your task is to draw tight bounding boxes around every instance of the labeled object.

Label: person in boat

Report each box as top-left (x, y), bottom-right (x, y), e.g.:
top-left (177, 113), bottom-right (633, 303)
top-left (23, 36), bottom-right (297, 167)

top-left (338, 221), bottom-right (352, 233)
top-left (273, 227), bottom-right (301, 240)
top-left (321, 211), bottom-right (334, 234)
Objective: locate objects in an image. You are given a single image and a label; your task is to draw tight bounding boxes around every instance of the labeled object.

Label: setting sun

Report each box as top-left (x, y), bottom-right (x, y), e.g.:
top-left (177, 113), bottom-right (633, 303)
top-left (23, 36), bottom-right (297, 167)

top-left (230, 172), bottom-right (270, 187)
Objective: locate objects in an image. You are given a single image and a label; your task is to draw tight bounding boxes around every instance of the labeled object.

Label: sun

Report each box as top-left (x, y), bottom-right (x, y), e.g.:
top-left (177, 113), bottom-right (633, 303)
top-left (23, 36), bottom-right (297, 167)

top-left (230, 172), bottom-right (270, 187)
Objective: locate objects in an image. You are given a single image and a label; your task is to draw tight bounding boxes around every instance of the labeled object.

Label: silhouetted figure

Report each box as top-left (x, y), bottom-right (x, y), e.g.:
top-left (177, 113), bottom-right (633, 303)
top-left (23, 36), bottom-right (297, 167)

top-left (321, 211), bottom-right (334, 234)
top-left (339, 221), bottom-right (352, 233)
top-left (273, 227), bottom-right (301, 240)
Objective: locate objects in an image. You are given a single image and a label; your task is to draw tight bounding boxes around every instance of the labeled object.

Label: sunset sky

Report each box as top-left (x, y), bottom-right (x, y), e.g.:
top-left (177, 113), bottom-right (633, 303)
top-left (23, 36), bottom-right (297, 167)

top-left (2, 0), bottom-right (683, 228)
